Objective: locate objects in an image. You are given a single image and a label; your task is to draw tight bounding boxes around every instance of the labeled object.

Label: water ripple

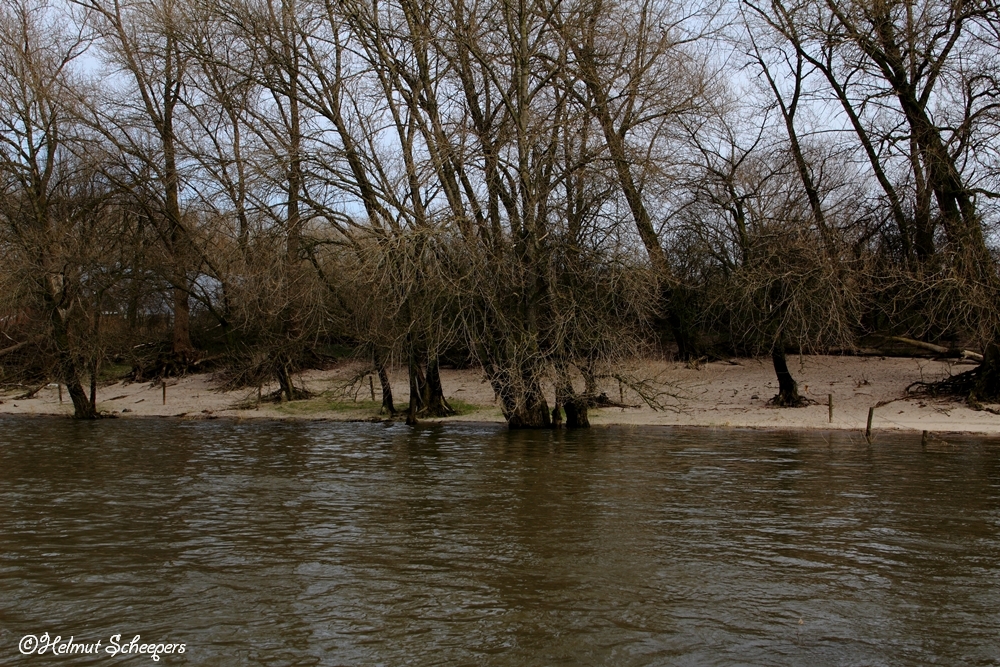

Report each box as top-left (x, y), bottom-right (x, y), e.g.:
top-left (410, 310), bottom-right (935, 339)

top-left (1, 419), bottom-right (999, 665)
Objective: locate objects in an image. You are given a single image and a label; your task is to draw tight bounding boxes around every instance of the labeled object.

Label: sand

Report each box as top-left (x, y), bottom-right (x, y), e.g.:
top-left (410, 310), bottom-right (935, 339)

top-left (1, 355), bottom-right (998, 435)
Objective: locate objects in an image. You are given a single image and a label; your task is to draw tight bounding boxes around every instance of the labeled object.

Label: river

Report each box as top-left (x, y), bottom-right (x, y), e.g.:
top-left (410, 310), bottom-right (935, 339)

top-left (1, 418), bottom-right (998, 665)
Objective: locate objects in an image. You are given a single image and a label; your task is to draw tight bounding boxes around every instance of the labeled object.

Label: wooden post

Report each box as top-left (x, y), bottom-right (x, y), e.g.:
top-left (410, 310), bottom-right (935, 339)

top-left (921, 430), bottom-right (929, 448)
top-left (162, 381), bottom-right (167, 405)
top-left (58, 383), bottom-right (63, 404)
top-left (827, 394), bottom-right (833, 423)
top-left (369, 375), bottom-right (376, 401)
top-left (619, 379), bottom-right (624, 405)
top-left (257, 384), bottom-right (262, 407)
top-left (865, 406), bottom-right (874, 444)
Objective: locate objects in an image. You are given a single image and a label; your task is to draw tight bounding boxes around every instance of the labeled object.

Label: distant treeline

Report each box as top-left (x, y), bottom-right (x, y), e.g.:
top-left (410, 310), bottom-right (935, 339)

top-left (1, 0), bottom-right (998, 422)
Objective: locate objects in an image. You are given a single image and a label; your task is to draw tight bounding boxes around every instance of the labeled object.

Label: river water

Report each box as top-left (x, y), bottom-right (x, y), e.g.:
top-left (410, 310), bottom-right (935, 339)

top-left (1, 418), bottom-right (998, 665)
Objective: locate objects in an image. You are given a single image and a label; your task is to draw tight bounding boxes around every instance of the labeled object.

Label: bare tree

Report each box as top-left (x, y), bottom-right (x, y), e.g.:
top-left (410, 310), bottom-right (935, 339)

top-left (554, 0), bottom-right (713, 358)
top-left (0, 0), bottom-right (111, 417)
top-left (745, 0), bottom-right (1000, 399)
top-left (75, 0), bottom-right (201, 358)
top-left (675, 96), bottom-right (861, 405)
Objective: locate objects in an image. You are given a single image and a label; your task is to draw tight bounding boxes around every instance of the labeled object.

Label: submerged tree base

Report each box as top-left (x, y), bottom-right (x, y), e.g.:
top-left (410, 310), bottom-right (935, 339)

top-left (505, 399), bottom-right (552, 429)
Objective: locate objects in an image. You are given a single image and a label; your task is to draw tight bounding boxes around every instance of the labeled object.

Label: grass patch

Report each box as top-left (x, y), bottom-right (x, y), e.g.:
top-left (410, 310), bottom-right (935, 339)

top-left (99, 363), bottom-right (133, 383)
top-left (446, 398), bottom-right (480, 416)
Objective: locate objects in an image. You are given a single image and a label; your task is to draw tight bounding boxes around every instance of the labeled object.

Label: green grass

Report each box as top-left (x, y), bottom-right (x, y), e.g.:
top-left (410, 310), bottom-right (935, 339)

top-left (99, 363), bottom-right (133, 383)
top-left (445, 398), bottom-right (479, 416)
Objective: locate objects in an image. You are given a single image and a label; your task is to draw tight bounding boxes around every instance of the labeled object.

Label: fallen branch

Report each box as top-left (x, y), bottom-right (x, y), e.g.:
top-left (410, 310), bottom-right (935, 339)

top-left (610, 373), bottom-right (684, 412)
top-left (0, 340), bottom-right (29, 358)
top-left (585, 392), bottom-right (639, 409)
top-left (886, 336), bottom-right (983, 362)
top-left (15, 383), bottom-right (46, 400)
top-left (191, 354), bottom-right (225, 367)
top-left (336, 367), bottom-right (378, 402)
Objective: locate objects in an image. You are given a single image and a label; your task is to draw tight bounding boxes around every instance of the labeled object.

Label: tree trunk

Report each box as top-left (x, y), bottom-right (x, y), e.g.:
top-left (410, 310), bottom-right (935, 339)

top-left (375, 353), bottom-right (396, 415)
top-left (573, 49), bottom-right (697, 359)
top-left (422, 355), bottom-right (455, 417)
top-left (405, 346), bottom-right (454, 423)
top-left (89, 362), bottom-right (98, 415)
top-left (973, 342), bottom-right (1000, 402)
top-left (172, 284), bottom-right (193, 355)
top-left (506, 391), bottom-right (552, 429)
top-left (164, 112), bottom-right (194, 356)
top-left (49, 310), bottom-right (97, 419)
top-left (910, 139), bottom-right (936, 265)
top-left (406, 341), bottom-right (422, 425)
top-left (67, 379), bottom-right (97, 420)
top-left (276, 361), bottom-right (295, 402)
top-left (556, 364), bottom-right (589, 428)
top-left (770, 348), bottom-right (805, 407)
top-left (487, 360), bottom-right (552, 430)
top-left (663, 287), bottom-right (699, 360)
top-left (563, 396), bottom-right (589, 428)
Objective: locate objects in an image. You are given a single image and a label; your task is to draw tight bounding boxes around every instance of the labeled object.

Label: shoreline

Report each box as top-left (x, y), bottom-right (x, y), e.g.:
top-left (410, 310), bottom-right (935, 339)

top-left (2, 355), bottom-right (998, 435)
top-left (1, 411), bottom-right (993, 442)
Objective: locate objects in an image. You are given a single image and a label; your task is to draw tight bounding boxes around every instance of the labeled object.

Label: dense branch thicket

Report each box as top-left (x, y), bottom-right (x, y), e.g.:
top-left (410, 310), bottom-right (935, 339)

top-left (1, 0), bottom-right (997, 421)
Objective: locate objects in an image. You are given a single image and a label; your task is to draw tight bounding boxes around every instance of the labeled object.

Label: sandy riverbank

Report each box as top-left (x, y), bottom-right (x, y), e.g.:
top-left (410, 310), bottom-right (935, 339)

top-left (1, 355), bottom-right (998, 435)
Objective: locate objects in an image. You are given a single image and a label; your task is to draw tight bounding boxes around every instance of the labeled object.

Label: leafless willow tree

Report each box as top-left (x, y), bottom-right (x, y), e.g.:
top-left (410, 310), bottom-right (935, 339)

top-left (0, 0), bottom-right (117, 417)
top-left (743, 0), bottom-right (1000, 400)
top-left (553, 0), bottom-right (717, 359)
top-left (3, 0), bottom-right (998, 422)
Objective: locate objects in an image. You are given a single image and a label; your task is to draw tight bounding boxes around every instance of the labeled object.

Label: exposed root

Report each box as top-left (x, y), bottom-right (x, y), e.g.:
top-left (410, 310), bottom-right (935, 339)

top-left (906, 364), bottom-right (1000, 412)
top-left (906, 369), bottom-right (978, 398)
top-left (227, 386), bottom-right (314, 410)
top-left (263, 387), bottom-right (313, 402)
top-left (766, 393), bottom-right (814, 408)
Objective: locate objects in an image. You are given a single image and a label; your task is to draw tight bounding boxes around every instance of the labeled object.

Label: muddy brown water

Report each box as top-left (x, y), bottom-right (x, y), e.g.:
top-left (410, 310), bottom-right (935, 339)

top-left (1, 418), bottom-right (998, 665)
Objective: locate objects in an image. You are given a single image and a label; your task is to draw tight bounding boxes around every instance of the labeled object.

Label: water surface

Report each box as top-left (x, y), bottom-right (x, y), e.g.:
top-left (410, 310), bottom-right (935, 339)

top-left (1, 418), bottom-right (998, 665)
